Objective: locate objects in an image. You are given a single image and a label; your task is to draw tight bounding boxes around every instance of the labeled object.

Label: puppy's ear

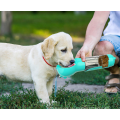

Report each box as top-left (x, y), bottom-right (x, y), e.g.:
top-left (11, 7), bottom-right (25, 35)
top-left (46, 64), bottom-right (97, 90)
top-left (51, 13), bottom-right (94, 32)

top-left (41, 37), bottom-right (58, 60)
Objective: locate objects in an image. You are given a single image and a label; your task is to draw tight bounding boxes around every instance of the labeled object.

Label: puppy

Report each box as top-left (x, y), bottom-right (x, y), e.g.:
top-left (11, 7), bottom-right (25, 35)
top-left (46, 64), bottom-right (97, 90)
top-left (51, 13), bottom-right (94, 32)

top-left (0, 32), bottom-right (74, 103)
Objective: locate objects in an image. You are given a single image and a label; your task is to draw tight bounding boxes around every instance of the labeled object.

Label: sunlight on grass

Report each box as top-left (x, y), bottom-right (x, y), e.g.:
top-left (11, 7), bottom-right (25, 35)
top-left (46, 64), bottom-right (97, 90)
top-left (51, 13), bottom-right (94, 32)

top-left (72, 36), bottom-right (84, 42)
top-left (10, 12), bottom-right (95, 40)
top-left (33, 29), bottom-right (52, 38)
top-left (33, 29), bottom-right (85, 42)
top-left (0, 36), bottom-right (5, 41)
top-left (14, 35), bottom-right (20, 41)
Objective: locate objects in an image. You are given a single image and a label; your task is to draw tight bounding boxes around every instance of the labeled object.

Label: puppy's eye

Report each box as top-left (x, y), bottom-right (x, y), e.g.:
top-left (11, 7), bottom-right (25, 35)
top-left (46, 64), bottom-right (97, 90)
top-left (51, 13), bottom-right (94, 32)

top-left (61, 48), bottom-right (67, 52)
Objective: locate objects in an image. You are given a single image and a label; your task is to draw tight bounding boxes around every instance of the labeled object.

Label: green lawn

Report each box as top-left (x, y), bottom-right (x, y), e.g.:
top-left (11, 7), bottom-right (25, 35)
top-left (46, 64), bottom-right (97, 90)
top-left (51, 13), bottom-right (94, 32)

top-left (0, 11), bottom-right (94, 38)
top-left (70, 69), bottom-right (109, 85)
top-left (0, 85), bottom-right (120, 109)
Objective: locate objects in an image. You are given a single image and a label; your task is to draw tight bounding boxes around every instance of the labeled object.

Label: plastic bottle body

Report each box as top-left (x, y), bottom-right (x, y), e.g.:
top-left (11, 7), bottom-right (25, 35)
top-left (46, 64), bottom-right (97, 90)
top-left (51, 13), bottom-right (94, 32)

top-left (56, 54), bottom-right (116, 78)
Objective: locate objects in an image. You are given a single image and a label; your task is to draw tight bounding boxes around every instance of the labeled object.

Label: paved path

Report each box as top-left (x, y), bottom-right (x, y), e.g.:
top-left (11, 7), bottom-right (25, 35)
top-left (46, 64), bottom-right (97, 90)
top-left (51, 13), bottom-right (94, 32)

top-left (22, 77), bottom-right (104, 93)
top-left (1, 77), bottom-right (104, 96)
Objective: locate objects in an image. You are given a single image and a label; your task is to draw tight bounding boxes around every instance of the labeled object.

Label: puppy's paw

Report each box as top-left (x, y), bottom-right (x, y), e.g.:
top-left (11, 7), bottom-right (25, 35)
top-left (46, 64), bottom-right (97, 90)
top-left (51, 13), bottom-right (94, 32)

top-left (39, 99), bottom-right (50, 105)
top-left (51, 100), bottom-right (57, 104)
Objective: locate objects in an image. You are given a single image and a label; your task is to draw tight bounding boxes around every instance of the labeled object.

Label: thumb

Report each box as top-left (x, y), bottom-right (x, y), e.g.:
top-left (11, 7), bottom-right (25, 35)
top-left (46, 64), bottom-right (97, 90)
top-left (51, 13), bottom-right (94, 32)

top-left (80, 51), bottom-right (86, 62)
top-left (75, 50), bottom-right (81, 58)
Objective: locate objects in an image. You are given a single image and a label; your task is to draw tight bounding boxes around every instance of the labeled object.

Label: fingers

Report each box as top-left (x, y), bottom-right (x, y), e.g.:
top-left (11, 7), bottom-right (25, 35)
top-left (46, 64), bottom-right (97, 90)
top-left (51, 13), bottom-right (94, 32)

top-left (75, 50), bottom-right (81, 58)
top-left (75, 50), bottom-right (85, 62)
top-left (81, 51), bottom-right (85, 62)
top-left (75, 48), bottom-right (92, 62)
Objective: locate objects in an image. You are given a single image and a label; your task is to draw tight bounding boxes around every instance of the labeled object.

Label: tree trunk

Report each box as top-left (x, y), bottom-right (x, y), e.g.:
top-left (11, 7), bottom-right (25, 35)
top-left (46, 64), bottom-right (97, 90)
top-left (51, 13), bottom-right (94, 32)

top-left (74, 11), bottom-right (86, 15)
top-left (1, 11), bottom-right (12, 35)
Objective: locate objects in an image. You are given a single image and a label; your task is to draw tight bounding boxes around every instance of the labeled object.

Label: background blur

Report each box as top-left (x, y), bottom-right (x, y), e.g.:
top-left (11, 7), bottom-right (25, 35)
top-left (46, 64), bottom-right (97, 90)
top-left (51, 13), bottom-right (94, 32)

top-left (0, 11), bottom-right (94, 44)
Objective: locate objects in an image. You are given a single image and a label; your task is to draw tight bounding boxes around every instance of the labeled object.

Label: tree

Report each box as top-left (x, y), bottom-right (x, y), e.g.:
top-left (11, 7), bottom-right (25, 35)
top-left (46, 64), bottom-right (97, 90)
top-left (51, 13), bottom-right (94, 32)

top-left (74, 11), bottom-right (86, 15)
top-left (1, 11), bottom-right (12, 35)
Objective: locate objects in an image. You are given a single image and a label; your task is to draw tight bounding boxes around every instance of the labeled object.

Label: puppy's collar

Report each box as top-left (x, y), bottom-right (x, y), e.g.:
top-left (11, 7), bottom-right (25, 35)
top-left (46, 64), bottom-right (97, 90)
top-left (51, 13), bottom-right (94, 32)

top-left (42, 56), bottom-right (56, 67)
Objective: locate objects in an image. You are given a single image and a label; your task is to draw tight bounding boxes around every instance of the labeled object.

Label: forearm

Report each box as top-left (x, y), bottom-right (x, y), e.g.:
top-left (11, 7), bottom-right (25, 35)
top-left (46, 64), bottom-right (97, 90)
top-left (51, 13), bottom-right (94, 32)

top-left (83, 11), bottom-right (110, 50)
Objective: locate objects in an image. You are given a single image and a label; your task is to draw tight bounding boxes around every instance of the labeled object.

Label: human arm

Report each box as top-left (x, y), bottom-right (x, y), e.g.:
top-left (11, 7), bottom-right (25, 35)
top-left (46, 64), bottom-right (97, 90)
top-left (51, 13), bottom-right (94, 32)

top-left (75, 11), bottom-right (110, 61)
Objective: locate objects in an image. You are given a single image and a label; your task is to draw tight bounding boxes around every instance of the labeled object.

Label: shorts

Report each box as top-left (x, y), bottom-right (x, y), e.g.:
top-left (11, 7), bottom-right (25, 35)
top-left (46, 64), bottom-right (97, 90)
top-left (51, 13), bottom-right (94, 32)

top-left (100, 34), bottom-right (120, 67)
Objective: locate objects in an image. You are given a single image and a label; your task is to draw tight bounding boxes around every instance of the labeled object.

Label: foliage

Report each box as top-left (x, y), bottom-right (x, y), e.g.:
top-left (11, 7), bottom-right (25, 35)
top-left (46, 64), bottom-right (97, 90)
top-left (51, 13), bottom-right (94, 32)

top-left (0, 76), bottom-right (23, 94)
top-left (0, 11), bottom-right (94, 38)
top-left (70, 69), bottom-right (109, 85)
top-left (0, 86), bottom-right (120, 109)
top-left (0, 35), bottom-right (43, 45)
top-left (0, 89), bottom-right (47, 109)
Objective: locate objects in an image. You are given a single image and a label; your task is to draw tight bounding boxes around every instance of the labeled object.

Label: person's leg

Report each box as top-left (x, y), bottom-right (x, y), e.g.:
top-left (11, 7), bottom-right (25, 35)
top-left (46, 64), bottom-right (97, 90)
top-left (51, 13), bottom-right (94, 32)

top-left (93, 41), bottom-right (120, 93)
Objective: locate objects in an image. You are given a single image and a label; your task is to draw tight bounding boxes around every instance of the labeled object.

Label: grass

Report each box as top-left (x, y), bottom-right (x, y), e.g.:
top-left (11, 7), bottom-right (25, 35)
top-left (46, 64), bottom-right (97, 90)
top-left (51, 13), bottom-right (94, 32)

top-left (0, 34), bottom-right (43, 45)
top-left (0, 85), bottom-right (120, 109)
top-left (0, 76), bottom-right (23, 95)
top-left (12, 11), bottom-right (93, 37)
top-left (0, 76), bottom-right (119, 109)
top-left (0, 11), bottom-right (94, 38)
top-left (70, 69), bottom-right (109, 85)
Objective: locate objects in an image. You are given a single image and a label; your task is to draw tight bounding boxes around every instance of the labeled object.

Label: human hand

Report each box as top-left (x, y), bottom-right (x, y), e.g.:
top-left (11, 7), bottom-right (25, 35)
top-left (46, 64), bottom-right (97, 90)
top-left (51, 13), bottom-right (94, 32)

top-left (75, 45), bottom-right (92, 62)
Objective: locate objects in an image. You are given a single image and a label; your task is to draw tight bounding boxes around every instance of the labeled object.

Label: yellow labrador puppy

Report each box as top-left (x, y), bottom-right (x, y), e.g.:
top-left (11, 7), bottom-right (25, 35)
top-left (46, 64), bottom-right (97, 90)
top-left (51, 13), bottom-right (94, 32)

top-left (0, 32), bottom-right (74, 104)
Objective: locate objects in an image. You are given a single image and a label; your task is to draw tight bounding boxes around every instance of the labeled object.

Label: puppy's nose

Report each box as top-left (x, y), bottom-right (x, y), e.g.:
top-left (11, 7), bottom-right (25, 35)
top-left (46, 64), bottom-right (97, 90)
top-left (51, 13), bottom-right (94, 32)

top-left (70, 60), bottom-right (75, 64)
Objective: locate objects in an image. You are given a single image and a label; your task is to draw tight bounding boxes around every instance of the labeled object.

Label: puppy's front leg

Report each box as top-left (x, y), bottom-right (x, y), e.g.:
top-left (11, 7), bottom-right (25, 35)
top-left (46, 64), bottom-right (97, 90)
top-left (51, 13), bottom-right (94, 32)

top-left (47, 77), bottom-right (57, 104)
top-left (33, 77), bottom-right (50, 104)
top-left (47, 77), bottom-right (54, 96)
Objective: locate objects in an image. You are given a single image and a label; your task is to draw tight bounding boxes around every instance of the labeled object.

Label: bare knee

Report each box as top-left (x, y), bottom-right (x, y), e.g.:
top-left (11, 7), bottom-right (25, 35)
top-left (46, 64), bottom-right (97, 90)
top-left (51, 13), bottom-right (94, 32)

top-left (93, 41), bottom-right (114, 56)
